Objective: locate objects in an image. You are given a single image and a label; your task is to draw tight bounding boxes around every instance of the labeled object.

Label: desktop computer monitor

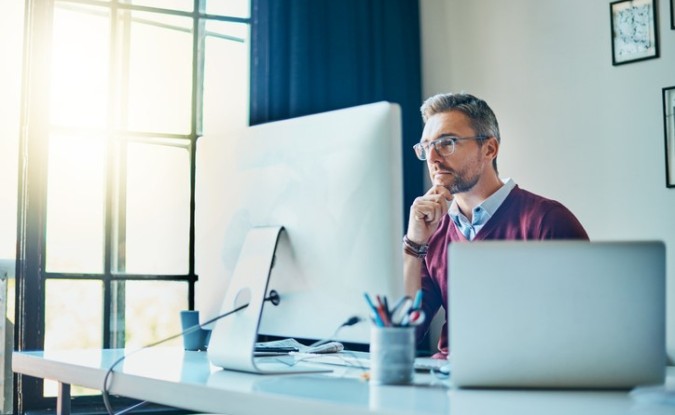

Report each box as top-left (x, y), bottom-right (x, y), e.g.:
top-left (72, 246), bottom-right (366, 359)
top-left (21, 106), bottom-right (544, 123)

top-left (195, 102), bottom-right (404, 348)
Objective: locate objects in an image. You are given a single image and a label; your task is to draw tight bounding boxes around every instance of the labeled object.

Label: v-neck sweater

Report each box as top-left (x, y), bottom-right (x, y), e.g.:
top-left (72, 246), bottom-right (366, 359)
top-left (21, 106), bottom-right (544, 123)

top-left (418, 185), bottom-right (589, 358)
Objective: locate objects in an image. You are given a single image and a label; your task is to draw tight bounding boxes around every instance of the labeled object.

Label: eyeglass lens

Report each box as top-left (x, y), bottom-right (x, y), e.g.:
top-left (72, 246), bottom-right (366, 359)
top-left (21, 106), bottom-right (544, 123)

top-left (415, 138), bottom-right (455, 160)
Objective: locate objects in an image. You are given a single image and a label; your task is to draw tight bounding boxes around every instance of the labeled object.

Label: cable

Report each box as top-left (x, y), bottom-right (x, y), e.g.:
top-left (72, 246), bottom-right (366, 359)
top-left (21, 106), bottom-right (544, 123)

top-left (308, 315), bottom-right (363, 348)
top-left (101, 290), bottom-right (280, 415)
top-left (101, 302), bottom-right (249, 415)
top-left (113, 400), bottom-right (149, 415)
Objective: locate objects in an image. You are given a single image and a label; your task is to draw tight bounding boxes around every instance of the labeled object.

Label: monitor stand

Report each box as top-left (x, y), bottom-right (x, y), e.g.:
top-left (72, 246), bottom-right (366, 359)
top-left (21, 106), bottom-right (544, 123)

top-left (207, 226), bottom-right (331, 374)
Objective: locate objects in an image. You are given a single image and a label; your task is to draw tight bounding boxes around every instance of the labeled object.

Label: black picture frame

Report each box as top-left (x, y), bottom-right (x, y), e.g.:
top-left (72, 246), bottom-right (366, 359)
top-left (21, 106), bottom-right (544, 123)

top-left (671, 0), bottom-right (674, 29)
top-left (663, 86), bottom-right (675, 188)
top-left (610, 0), bottom-right (659, 65)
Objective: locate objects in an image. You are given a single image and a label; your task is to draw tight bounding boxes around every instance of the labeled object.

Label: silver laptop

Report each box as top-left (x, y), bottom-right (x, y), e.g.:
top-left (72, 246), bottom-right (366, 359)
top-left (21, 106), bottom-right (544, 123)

top-left (448, 241), bottom-right (666, 389)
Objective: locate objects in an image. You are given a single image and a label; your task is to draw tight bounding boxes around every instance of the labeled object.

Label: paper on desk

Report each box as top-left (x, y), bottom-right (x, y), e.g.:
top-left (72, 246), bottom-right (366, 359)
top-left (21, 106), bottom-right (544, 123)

top-left (255, 338), bottom-right (344, 354)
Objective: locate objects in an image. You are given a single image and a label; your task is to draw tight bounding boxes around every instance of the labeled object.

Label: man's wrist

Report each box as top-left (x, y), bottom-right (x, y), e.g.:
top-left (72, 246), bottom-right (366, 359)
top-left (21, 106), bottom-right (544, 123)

top-left (402, 234), bottom-right (429, 258)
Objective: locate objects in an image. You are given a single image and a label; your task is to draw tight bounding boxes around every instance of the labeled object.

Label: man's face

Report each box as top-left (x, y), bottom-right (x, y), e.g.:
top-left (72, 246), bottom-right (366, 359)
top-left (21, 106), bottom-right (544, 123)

top-left (420, 111), bottom-right (490, 194)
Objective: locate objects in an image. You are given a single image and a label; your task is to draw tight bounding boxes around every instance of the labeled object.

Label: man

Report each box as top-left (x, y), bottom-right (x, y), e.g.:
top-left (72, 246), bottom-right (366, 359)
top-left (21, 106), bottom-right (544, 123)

top-left (403, 92), bottom-right (588, 358)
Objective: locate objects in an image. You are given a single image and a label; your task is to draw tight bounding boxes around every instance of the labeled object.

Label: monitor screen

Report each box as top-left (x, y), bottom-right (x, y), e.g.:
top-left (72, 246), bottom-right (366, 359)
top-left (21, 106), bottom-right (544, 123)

top-left (195, 102), bottom-right (404, 345)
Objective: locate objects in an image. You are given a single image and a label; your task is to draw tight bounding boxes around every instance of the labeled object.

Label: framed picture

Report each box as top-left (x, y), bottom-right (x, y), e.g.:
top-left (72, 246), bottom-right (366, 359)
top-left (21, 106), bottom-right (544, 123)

top-left (610, 0), bottom-right (659, 65)
top-left (671, 0), bottom-right (674, 29)
top-left (663, 86), bottom-right (675, 188)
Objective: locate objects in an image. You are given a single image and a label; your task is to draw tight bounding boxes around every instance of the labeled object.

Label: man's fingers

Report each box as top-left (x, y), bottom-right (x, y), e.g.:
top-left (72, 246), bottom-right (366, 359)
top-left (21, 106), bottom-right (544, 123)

top-left (412, 200), bottom-right (444, 224)
top-left (427, 185), bottom-right (453, 201)
top-left (408, 192), bottom-right (450, 243)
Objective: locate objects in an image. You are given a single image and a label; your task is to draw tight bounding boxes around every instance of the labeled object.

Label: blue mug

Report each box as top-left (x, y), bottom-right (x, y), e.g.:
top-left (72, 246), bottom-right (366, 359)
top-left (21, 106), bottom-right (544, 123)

top-left (180, 310), bottom-right (209, 351)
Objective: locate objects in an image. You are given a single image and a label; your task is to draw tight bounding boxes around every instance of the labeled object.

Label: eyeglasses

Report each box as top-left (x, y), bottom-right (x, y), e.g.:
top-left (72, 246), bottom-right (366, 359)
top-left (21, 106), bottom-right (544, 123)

top-left (413, 135), bottom-right (487, 161)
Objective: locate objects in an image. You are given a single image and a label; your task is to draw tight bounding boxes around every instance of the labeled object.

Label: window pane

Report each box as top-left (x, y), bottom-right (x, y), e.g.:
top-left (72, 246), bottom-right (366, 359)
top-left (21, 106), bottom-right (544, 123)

top-left (45, 279), bottom-right (103, 350)
top-left (206, 0), bottom-right (250, 18)
top-left (124, 280), bottom-right (188, 349)
top-left (202, 20), bottom-right (249, 135)
top-left (120, 0), bottom-right (192, 12)
top-left (44, 381), bottom-right (99, 398)
top-left (44, 279), bottom-right (103, 397)
top-left (122, 141), bottom-right (190, 274)
top-left (6, 279), bottom-right (14, 325)
top-left (46, 134), bottom-right (105, 273)
top-left (50, 4), bottom-right (109, 129)
top-left (125, 11), bottom-right (193, 134)
top-left (0, 0), bottom-right (23, 262)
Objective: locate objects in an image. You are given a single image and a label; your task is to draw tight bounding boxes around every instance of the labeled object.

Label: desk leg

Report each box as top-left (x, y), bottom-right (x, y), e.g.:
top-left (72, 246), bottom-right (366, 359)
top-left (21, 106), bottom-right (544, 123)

top-left (56, 382), bottom-right (71, 415)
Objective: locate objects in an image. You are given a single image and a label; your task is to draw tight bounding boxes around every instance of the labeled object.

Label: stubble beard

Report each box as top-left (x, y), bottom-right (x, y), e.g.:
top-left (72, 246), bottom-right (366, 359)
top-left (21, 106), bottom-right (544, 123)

top-left (447, 171), bottom-right (480, 194)
top-left (435, 164), bottom-right (481, 194)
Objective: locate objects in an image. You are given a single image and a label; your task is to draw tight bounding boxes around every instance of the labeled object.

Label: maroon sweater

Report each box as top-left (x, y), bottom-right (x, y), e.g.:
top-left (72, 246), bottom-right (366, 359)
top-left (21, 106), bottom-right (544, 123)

top-left (419, 185), bottom-right (589, 357)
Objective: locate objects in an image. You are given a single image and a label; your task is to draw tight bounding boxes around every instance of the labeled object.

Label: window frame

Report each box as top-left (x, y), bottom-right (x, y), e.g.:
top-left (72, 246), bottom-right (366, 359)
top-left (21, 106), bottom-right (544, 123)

top-left (14, 0), bottom-right (251, 412)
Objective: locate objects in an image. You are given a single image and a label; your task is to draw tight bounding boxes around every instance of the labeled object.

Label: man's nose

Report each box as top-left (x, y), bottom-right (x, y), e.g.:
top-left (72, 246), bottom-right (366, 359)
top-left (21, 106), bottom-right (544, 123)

top-left (427, 144), bottom-right (443, 163)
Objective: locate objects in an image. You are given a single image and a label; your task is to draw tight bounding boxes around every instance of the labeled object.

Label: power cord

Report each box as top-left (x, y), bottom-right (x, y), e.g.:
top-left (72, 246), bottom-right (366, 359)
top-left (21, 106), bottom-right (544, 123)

top-left (308, 315), bottom-right (363, 348)
top-left (285, 316), bottom-right (370, 373)
top-left (102, 290), bottom-right (280, 415)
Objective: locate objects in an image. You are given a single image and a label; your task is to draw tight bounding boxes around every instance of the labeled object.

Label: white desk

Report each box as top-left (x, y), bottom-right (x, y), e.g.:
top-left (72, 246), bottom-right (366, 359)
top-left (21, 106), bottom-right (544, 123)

top-left (12, 347), bottom-right (675, 415)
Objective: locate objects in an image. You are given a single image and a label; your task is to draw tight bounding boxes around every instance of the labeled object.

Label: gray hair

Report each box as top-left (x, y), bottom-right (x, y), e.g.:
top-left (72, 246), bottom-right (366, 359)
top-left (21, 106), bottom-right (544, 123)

top-left (420, 92), bottom-right (500, 173)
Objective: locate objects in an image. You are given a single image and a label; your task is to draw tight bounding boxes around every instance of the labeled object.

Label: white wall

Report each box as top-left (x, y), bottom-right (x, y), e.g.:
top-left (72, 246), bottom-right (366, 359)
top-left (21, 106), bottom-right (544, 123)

top-left (421, 0), bottom-right (675, 362)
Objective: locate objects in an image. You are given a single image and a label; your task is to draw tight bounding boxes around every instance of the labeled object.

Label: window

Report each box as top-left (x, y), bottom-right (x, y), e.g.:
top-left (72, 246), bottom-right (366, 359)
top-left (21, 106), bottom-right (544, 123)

top-left (0, 1), bottom-right (25, 413)
top-left (16, 0), bottom-right (250, 411)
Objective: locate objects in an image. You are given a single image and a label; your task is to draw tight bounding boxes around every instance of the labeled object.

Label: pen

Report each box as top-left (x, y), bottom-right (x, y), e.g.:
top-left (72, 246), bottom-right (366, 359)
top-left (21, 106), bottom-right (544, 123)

top-left (389, 295), bottom-right (410, 317)
top-left (375, 295), bottom-right (392, 326)
top-left (408, 310), bottom-right (426, 326)
top-left (363, 293), bottom-right (385, 327)
top-left (391, 297), bottom-right (412, 326)
top-left (412, 289), bottom-right (423, 311)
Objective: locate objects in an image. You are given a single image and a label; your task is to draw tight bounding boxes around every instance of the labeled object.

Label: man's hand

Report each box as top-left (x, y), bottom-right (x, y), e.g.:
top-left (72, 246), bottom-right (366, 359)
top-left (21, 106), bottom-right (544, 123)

top-left (407, 185), bottom-right (453, 244)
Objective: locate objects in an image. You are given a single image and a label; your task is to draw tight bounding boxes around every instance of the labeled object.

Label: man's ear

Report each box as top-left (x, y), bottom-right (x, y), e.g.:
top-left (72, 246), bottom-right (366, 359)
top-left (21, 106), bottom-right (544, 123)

top-left (483, 136), bottom-right (499, 161)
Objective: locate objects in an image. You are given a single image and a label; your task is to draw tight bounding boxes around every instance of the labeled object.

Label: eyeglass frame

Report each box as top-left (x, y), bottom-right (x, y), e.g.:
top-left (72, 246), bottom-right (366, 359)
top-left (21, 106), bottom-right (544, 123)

top-left (412, 134), bottom-right (488, 161)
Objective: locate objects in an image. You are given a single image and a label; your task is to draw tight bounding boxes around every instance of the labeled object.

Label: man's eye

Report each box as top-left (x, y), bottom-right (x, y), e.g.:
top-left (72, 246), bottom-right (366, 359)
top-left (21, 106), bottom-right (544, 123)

top-left (438, 138), bottom-right (456, 147)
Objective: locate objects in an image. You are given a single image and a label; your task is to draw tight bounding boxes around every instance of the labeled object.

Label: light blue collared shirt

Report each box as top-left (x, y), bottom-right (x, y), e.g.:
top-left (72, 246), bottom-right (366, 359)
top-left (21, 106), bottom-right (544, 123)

top-left (448, 178), bottom-right (517, 240)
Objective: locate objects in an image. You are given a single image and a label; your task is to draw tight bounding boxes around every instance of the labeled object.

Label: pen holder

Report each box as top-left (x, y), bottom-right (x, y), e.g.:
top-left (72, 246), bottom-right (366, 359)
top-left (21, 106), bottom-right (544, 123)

top-left (369, 326), bottom-right (415, 385)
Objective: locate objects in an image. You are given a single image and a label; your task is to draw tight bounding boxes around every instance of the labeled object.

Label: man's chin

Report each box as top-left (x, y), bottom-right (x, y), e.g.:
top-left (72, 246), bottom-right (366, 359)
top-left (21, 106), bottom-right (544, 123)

top-left (450, 183), bottom-right (477, 194)
top-left (433, 176), bottom-right (452, 186)
top-left (445, 180), bottom-right (476, 194)
top-left (433, 181), bottom-right (452, 191)
top-left (434, 182), bottom-right (462, 195)
top-left (433, 174), bottom-right (477, 194)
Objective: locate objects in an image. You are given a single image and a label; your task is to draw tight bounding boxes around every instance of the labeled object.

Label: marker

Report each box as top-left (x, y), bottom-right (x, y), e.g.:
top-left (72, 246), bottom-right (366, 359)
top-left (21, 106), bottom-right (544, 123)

top-left (391, 297), bottom-right (412, 326)
top-left (412, 289), bottom-right (423, 311)
top-left (389, 295), bottom-right (411, 316)
top-left (377, 305), bottom-right (391, 327)
top-left (408, 310), bottom-right (426, 326)
top-left (382, 296), bottom-right (390, 319)
top-left (363, 293), bottom-right (385, 327)
top-left (375, 295), bottom-right (391, 326)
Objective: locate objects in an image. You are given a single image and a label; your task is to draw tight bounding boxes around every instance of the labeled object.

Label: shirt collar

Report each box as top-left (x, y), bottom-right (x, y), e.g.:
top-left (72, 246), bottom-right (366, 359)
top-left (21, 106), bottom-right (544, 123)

top-left (449, 178), bottom-right (516, 227)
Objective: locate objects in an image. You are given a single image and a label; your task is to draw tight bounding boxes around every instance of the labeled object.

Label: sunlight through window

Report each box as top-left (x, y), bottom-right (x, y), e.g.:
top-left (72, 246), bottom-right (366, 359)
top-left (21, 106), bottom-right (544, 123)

top-left (21, 0), bottom-right (250, 404)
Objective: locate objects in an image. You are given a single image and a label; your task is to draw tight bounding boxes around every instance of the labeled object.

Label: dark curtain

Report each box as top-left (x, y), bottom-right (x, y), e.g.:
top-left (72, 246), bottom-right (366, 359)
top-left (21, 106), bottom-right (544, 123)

top-left (250, 0), bottom-right (424, 221)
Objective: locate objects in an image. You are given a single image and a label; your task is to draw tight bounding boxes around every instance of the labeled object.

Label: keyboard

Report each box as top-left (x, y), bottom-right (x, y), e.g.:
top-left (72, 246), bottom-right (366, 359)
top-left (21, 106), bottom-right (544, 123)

top-left (413, 356), bottom-right (450, 372)
top-left (289, 351), bottom-right (450, 372)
